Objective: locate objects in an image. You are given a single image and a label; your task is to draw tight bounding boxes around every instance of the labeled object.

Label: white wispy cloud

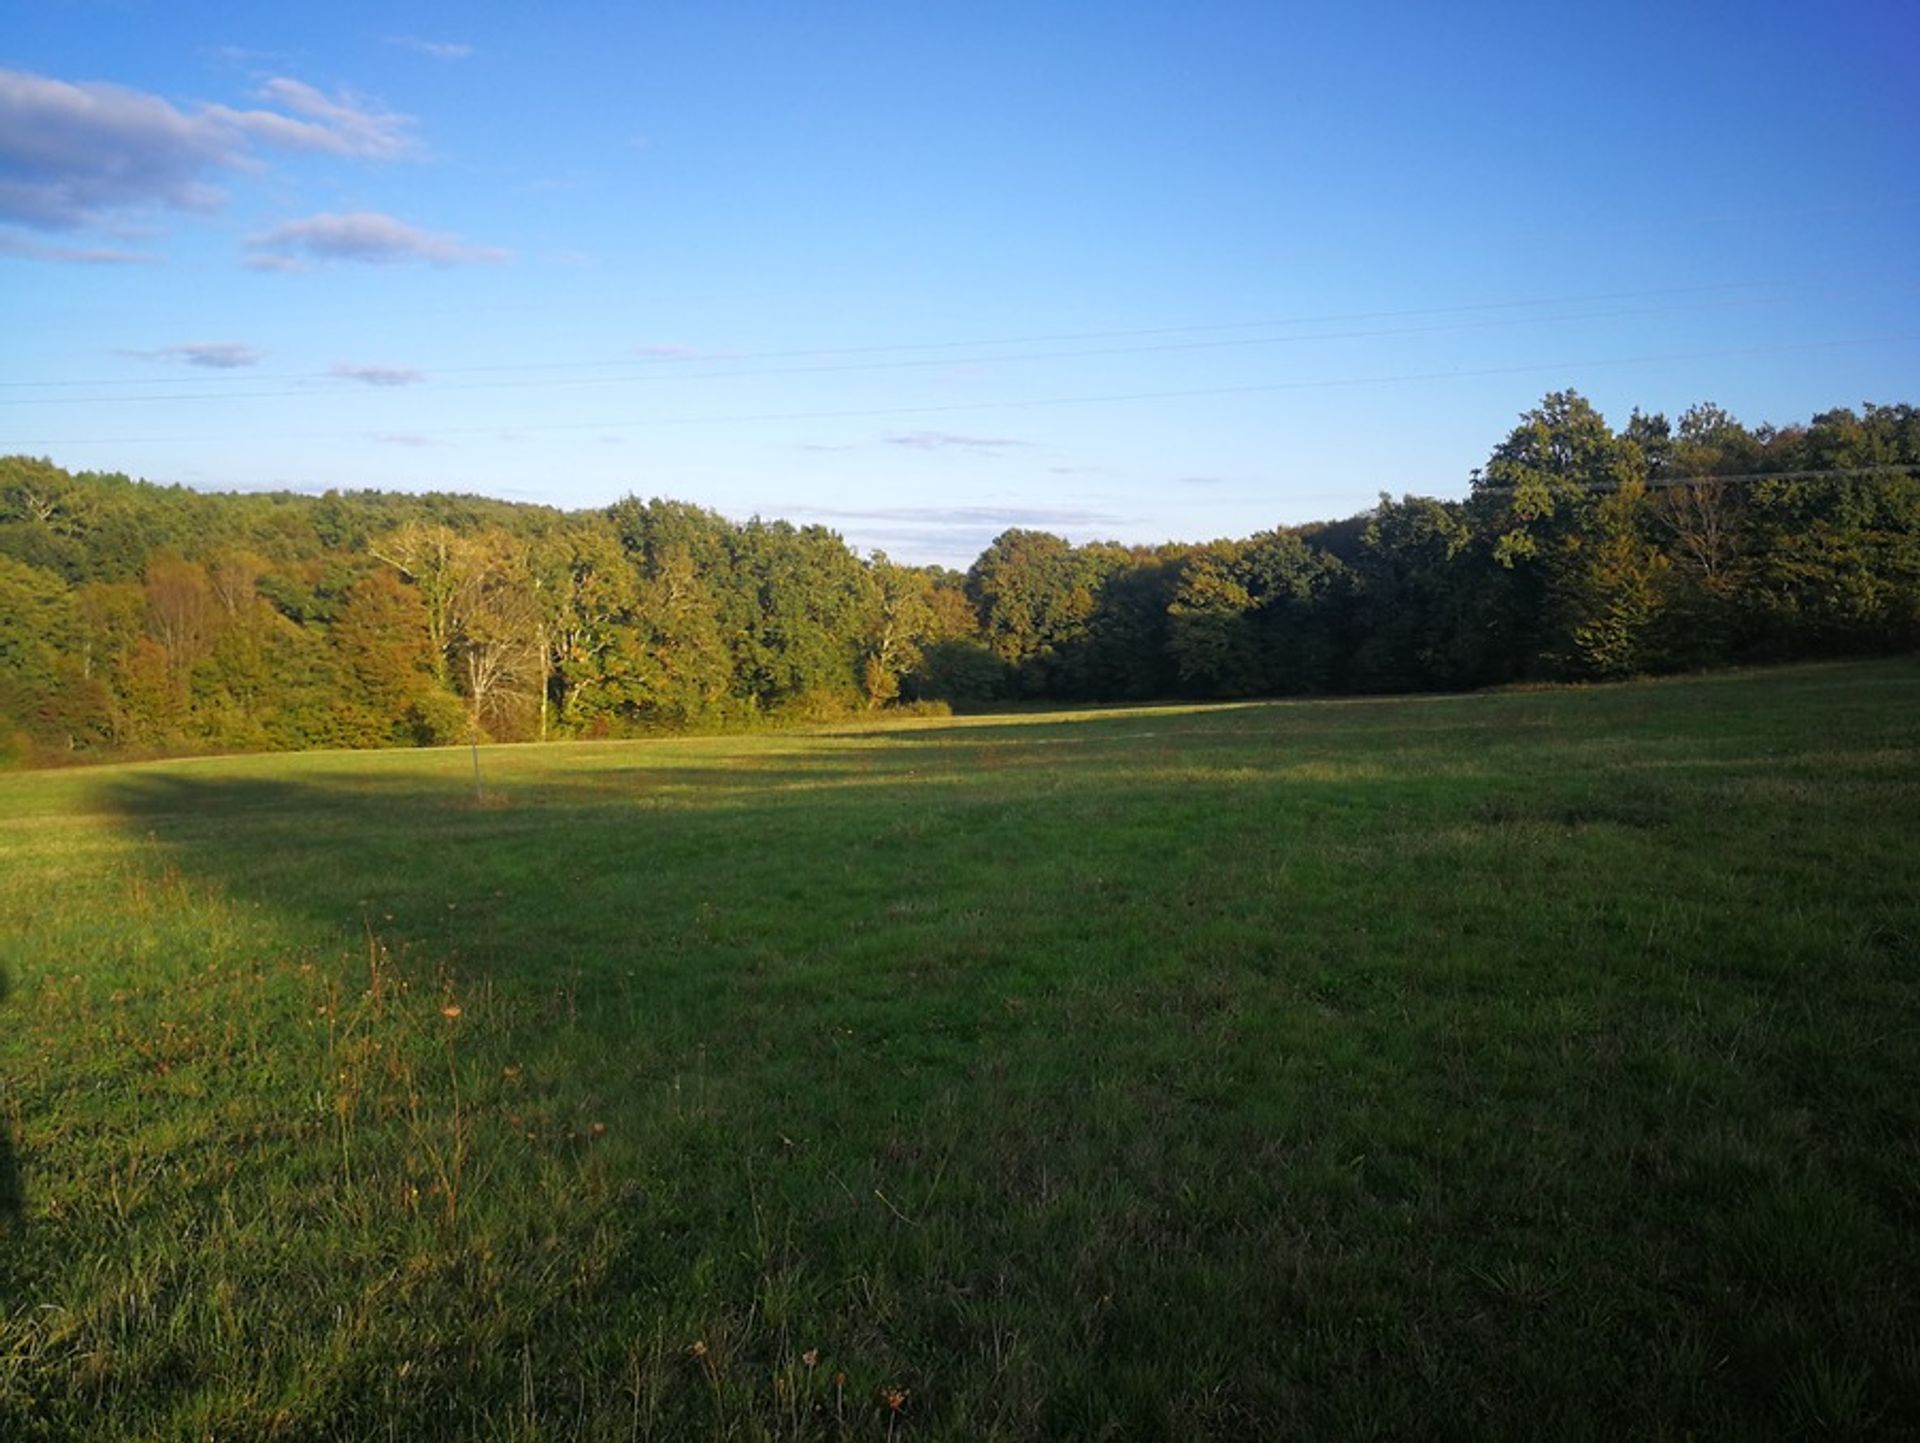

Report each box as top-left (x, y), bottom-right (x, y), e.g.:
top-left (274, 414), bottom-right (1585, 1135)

top-left (247, 211), bottom-right (509, 268)
top-left (0, 69), bottom-right (234, 229)
top-left (385, 37), bottom-right (474, 61)
top-left (0, 67), bottom-right (416, 236)
top-left (796, 510), bottom-right (1125, 567)
top-left (786, 504), bottom-right (1121, 527)
top-left (371, 431), bottom-right (434, 447)
top-left (212, 78), bottom-right (417, 161)
top-left (330, 361), bottom-right (426, 386)
top-left (835, 526), bottom-right (1003, 562)
top-left (206, 45), bottom-right (294, 67)
top-left (126, 341), bottom-right (263, 369)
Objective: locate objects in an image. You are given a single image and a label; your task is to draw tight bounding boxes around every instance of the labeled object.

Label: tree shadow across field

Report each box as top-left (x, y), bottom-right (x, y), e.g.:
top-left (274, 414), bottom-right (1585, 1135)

top-left (69, 695), bottom-right (1919, 1439)
top-left (89, 717), bottom-right (1509, 1200)
top-left (89, 693), bottom-right (1733, 1031)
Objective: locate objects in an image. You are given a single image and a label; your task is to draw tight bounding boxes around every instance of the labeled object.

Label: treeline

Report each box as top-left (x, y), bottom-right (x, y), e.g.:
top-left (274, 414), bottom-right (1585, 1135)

top-left (2, 391), bottom-right (1917, 763)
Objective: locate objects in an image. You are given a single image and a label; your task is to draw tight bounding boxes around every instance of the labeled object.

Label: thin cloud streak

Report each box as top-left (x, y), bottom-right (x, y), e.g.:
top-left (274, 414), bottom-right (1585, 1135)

top-left (826, 522), bottom-right (1090, 566)
top-left (205, 46), bottom-right (295, 67)
top-left (769, 502), bottom-right (1128, 562)
top-left (330, 362), bottom-right (426, 386)
top-left (886, 430), bottom-right (1031, 452)
top-left (384, 37), bottom-right (474, 61)
top-left (246, 211), bottom-right (509, 268)
top-left (783, 503), bottom-right (1122, 527)
top-left (126, 341), bottom-right (263, 369)
top-left (218, 79), bottom-right (416, 161)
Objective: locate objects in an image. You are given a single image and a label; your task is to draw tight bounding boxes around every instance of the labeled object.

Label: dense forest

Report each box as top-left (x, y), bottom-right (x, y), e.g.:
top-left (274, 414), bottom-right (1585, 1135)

top-left (2, 392), bottom-right (1917, 764)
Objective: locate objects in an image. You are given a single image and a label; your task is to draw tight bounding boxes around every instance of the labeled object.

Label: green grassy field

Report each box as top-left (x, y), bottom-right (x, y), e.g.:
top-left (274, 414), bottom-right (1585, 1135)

top-left (2, 660), bottom-right (1918, 1440)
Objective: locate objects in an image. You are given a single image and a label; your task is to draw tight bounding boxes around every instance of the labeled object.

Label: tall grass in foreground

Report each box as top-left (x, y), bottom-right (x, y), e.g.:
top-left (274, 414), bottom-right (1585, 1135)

top-left (2, 660), bottom-right (1917, 1439)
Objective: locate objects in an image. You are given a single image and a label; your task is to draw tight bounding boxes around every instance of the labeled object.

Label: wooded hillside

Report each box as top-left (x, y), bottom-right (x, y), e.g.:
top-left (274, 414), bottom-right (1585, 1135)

top-left (3, 392), bottom-right (1916, 762)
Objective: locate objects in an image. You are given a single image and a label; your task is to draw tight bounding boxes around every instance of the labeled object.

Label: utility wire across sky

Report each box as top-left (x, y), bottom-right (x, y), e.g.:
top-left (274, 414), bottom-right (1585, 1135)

top-left (16, 333), bottom-right (1914, 452)
top-left (6, 290), bottom-right (1872, 412)
top-left (0, 279), bottom-right (1823, 393)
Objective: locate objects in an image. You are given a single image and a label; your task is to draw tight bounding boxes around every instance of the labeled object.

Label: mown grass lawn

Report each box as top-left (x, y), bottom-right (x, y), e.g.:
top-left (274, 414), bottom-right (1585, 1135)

top-left (2, 659), bottom-right (1917, 1440)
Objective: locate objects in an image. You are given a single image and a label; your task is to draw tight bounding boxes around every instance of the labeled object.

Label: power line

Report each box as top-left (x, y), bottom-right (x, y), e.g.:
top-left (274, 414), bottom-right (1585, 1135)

top-left (0, 280), bottom-right (1797, 392)
top-left (15, 332), bottom-right (1913, 450)
top-left (0, 292), bottom-right (1832, 410)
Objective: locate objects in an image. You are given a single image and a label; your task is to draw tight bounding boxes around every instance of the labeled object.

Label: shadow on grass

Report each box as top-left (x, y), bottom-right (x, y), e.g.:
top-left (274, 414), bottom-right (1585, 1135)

top-left (17, 667), bottom-right (1916, 1440)
top-left (0, 965), bottom-right (21, 1231)
top-left (94, 737), bottom-right (1263, 979)
top-left (88, 722), bottom-right (1476, 1167)
top-left (89, 694), bottom-right (1720, 1003)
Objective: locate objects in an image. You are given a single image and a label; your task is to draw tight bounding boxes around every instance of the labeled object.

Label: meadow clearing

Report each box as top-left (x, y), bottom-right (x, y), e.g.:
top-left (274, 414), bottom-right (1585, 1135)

top-left (1, 659), bottom-right (1917, 1440)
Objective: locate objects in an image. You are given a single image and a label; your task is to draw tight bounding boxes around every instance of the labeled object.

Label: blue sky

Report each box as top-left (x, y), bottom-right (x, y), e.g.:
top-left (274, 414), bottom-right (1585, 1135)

top-left (4, 1), bottom-right (1916, 565)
